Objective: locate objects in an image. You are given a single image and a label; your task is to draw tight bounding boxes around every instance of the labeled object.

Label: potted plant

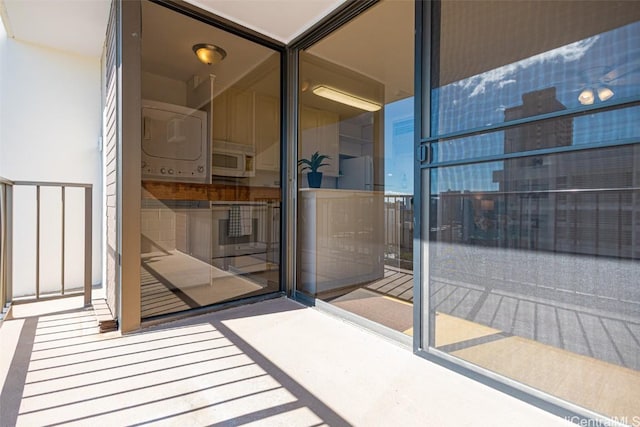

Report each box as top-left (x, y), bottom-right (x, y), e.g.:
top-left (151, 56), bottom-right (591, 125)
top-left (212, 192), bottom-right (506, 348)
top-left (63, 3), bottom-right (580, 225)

top-left (298, 151), bottom-right (331, 188)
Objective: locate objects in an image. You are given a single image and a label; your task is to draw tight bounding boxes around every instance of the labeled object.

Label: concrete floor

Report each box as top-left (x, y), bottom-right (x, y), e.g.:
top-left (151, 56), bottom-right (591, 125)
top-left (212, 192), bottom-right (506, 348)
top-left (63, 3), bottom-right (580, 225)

top-left (0, 296), bottom-right (574, 427)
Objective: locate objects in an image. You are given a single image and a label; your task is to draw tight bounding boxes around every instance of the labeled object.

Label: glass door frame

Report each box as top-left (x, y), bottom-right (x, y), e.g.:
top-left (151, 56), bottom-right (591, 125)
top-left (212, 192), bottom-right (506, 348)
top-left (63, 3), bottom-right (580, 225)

top-left (285, 0), bottom-right (422, 349)
top-left (120, 0), bottom-right (289, 330)
top-left (414, 1), bottom-right (640, 424)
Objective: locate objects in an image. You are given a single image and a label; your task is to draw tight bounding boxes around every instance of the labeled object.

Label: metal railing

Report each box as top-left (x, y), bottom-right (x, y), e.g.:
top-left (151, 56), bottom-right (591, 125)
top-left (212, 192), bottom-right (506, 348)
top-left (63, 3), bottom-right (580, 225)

top-left (384, 195), bottom-right (413, 269)
top-left (0, 177), bottom-right (13, 320)
top-left (0, 177), bottom-right (92, 314)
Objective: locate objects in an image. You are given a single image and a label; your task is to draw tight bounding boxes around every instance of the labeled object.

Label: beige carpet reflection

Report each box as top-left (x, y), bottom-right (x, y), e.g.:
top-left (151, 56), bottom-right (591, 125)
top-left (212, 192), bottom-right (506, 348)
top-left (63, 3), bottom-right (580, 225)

top-left (331, 288), bottom-right (413, 333)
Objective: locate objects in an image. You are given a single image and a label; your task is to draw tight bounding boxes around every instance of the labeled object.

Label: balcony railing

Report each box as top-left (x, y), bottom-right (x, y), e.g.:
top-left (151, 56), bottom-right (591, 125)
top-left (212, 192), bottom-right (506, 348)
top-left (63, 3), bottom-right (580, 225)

top-left (0, 177), bottom-right (12, 321)
top-left (0, 177), bottom-right (92, 321)
top-left (384, 194), bottom-right (413, 270)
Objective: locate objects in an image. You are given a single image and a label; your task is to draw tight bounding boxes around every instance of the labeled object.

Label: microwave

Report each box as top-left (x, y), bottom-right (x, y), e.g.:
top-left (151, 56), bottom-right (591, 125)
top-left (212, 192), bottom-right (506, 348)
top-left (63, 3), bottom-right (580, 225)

top-left (211, 140), bottom-right (255, 177)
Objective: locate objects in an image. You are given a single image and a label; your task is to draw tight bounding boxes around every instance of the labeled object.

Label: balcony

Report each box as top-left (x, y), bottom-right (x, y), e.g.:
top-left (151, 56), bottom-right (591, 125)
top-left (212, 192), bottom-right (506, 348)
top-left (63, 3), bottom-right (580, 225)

top-left (0, 180), bottom-right (572, 425)
top-left (2, 183), bottom-right (638, 426)
top-left (1, 296), bottom-right (574, 426)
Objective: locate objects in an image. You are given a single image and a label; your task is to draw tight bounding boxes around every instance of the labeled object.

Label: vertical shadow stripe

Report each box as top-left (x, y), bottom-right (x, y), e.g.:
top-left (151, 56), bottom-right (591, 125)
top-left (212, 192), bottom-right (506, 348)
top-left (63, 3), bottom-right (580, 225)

top-left (0, 317), bottom-right (38, 427)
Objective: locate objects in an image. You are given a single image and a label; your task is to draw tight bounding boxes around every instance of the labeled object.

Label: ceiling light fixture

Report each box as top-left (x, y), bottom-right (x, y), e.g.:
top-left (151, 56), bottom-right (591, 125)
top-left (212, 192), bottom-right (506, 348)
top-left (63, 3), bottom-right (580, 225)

top-left (597, 86), bottom-right (614, 102)
top-left (578, 86), bottom-right (614, 105)
top-left (312, 85), bottom-right (381, 112)
top-left (192, 43), bottom-right (227, 65)
top-left (578, 88), bottom-right (595, 105)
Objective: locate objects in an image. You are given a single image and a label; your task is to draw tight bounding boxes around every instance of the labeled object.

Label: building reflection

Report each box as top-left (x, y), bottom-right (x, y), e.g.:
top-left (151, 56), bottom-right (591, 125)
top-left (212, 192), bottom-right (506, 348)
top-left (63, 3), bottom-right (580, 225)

top-left (430, 87), bottom-right (640, 374)
top-left (433, 88), bottom-right (639, 260)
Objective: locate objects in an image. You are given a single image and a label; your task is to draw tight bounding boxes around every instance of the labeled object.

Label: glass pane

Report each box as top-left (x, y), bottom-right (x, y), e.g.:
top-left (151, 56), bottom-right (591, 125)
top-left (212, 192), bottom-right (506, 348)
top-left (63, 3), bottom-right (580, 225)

top-left (297, 0), bottom-right (415, 336)
top-left (432, 1), bottom-right (640, 136)
top-left (140, 1), bottom-right (281, 319)
top-left (0, 184), bottom-right (6, 307)
top-left (433, 105), bottom-right (640, 163)
top-left (427, 0), bottom-right (640, 420)
top-left (429, 145), bottom-right (640, 419)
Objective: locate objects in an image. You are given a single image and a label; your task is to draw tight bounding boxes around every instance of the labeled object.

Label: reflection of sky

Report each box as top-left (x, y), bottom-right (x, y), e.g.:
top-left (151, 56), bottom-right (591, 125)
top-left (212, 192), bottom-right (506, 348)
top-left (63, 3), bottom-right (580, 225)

top-left (431, 21), bottom-right (640, 193)
top-left (384, 97), bottom-right (414, 195)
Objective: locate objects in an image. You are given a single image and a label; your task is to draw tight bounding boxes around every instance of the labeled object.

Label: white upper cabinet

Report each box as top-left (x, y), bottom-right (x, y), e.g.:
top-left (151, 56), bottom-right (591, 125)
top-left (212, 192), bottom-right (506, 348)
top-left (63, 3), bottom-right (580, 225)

top-left (212, 88), bottom-right (254, 146)
top-left (300, 106), bottom-right (340, 177)
top-left (254, 94), bottom-right (280, 171)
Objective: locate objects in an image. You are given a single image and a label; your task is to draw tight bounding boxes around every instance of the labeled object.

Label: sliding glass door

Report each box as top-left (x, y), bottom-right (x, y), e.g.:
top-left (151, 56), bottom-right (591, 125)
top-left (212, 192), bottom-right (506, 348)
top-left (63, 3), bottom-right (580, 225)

top-left (423, 0), bottom-right (640, 421)
top-left (139, 1), bottom-right (282, 319)
top-left (295, 0), bottom-right (416, 338)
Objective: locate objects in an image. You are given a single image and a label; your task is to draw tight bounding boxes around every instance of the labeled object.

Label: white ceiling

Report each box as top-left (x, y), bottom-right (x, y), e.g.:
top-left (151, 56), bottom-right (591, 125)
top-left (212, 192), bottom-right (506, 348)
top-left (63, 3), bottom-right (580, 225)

top-left (187, 0), bottom-right (347, 43)
top-left (1, 0), bottom-right (111, 57)
top-left (0, 0), bottom-right (346, 57)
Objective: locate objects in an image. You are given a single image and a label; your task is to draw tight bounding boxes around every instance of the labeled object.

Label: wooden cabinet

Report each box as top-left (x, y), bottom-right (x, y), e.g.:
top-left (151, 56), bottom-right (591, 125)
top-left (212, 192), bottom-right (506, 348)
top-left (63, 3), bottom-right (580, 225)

top-left (300, 106), bottom-right (340, 177)
top-left (212, 88), bottom-right (254, 146)
top-left (254, 94), bottom-right (280, 171)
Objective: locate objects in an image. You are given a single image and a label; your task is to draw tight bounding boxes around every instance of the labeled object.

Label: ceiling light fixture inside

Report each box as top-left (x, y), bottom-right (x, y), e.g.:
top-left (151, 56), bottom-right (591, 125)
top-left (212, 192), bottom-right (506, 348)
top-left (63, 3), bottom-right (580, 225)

top-left (597, 86), bottom-right (614, 102)
top-left (579, 86), bottom-right (614, 105)
top-left (193, 43), bottom-right (227, 65)
top-left (312, 85), bottom-right (381, 112)
top-left (578, 88), bottom-right (595, 105)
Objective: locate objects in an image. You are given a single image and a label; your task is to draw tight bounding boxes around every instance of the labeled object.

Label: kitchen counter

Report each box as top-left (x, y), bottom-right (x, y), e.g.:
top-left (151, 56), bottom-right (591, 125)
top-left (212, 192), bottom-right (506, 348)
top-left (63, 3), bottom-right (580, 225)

top-left (298, 188), bottom-right (383, 194)
top-left (142, 180), bottom-right (281, 202)
top-left (298, 188), bottom-right (385, 296)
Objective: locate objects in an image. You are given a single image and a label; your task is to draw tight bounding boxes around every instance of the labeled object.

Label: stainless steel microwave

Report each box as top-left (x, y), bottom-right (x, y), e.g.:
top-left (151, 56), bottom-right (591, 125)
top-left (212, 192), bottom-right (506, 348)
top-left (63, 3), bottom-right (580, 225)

top-left (211, 140), bottom-right (255, 177)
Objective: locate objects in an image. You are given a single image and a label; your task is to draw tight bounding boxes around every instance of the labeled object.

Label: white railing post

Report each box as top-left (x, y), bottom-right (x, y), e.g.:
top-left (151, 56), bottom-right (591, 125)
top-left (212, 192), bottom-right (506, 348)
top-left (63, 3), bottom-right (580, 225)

top-left (6, 183), bottom-right (13, 308)
top-left (0, 178), bottom-right (14, 317)
top-left (36, 185), bottom-right (41, 299)
top-left (61, 186), bottom-right (66, 295)
top-left (84, 186), bottom-right (93, 306)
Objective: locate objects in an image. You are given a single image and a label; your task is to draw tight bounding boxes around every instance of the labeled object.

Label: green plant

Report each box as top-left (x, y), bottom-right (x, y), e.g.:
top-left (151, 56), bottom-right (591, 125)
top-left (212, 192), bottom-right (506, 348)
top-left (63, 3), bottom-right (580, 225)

top-left (298, 151), bottom-right (331, 173)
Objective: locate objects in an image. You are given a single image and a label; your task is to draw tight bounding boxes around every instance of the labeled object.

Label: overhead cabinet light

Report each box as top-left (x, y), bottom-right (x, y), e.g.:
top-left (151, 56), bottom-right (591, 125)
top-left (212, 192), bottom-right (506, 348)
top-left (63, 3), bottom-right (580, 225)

top-left (312, 85), bottom-right (381, 112)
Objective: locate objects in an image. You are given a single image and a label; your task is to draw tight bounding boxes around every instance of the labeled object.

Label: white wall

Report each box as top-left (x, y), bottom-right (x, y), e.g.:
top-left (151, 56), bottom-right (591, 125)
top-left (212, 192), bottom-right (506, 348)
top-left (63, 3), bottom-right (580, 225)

top-left (0, 24), bottom-right (5, 178)
top-left (0, 34), bottom-right (103, 293)
top-left (142, 71), bottom-right (187, 106)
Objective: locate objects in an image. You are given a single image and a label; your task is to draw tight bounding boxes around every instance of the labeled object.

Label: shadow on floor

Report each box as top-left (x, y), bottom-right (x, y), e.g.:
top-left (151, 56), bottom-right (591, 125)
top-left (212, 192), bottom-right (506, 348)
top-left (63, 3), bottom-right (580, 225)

top-left (0, 297), bottom-right (351, 426)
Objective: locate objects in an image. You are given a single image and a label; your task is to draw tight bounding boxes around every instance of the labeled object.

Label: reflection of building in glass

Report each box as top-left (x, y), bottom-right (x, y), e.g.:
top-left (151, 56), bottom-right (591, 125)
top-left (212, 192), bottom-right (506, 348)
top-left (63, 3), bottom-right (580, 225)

top-left (434, 88), bottom-right (640, 260)
top-left (503, 87), bottom-right (572, 153)
top-left (550, 148), bottom-right (640, 258)
top-left (495, 87), bottom-right (573, 251)
top-left (490, 147), bottom-right (639, 259)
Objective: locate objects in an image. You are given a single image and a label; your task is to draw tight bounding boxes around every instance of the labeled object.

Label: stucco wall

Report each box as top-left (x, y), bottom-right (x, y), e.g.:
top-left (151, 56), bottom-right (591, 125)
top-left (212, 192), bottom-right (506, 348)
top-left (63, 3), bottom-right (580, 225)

top-left (0, 24), bottom-right (5, 178)
top-left (0, 33), bottom-right (103, 294)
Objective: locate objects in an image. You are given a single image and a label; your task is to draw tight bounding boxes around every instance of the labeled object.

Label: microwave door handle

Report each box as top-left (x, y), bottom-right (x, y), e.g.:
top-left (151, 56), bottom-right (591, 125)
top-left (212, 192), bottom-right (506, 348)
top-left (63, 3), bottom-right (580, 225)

top-left (241, 153), bottom-right (246, 176)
